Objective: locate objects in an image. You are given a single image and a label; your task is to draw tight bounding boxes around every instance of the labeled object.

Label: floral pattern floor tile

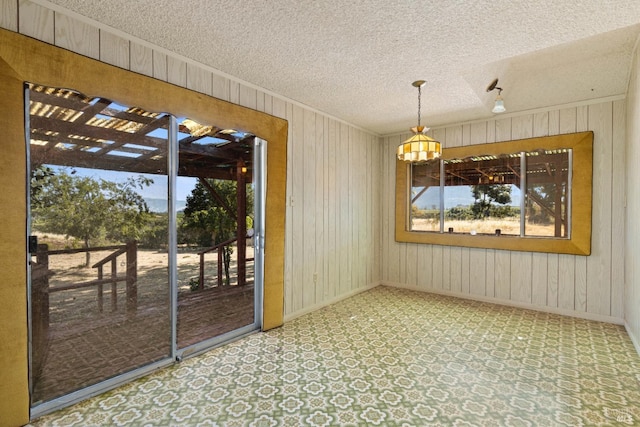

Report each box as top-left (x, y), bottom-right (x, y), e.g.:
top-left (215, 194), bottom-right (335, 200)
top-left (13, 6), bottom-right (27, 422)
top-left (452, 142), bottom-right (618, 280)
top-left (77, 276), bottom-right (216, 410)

top-left (29, 286), bottom-right (640, 426)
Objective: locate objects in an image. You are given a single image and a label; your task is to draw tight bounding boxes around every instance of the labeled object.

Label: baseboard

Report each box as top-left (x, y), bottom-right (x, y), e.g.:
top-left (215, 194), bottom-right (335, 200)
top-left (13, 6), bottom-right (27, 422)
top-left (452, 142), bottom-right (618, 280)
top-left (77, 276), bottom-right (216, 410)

top-left (383, 282), bottom-right (625, 325)
top-left (283, 282), bottom-right (381, 323)
top-left (625, 322), bottom-right (640, 356)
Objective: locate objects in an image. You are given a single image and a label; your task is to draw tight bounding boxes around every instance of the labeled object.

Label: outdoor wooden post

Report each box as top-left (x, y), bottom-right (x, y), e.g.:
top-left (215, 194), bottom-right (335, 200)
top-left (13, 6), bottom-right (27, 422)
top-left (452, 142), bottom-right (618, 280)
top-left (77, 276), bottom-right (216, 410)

top-left (111, 259), bottom-right (118, 312)
top-left (199, 252), bottom-right (205, 290)
top-left (237, 160), bottom-right (247, 286)
top-left (217, 248), bottom-right (223, 287)
top-left (554, 169), bottom-right (563, 237)
top-left (97, 265), bottom-right (103, 312)
top-left (126, 241), bottom-right (137, 314)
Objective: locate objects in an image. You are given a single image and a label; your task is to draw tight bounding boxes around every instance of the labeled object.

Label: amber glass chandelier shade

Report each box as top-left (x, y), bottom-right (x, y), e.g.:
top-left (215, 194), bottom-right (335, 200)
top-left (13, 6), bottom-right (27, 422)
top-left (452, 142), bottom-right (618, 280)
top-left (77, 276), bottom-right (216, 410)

top-left (397, 81), bottom-right (442, 163)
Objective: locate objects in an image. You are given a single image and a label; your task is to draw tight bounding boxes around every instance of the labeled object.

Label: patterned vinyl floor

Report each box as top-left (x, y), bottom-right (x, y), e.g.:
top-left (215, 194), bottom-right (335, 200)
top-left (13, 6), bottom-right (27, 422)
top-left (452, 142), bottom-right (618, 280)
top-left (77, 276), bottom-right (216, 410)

top-left (28, 286), bottom-right (640, 426)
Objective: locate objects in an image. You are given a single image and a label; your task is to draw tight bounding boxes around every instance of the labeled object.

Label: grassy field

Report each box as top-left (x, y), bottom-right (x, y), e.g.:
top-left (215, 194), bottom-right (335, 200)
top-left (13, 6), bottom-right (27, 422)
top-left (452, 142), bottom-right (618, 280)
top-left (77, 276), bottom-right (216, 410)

top-left (412, 217), bottom-right (559, 236)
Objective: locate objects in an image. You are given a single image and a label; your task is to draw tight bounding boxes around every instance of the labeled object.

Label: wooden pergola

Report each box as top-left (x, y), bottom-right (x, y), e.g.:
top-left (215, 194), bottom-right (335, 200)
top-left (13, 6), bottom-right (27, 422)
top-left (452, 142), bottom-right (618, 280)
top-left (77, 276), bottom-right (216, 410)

top-left (28, 83), bottom-right (254, 286)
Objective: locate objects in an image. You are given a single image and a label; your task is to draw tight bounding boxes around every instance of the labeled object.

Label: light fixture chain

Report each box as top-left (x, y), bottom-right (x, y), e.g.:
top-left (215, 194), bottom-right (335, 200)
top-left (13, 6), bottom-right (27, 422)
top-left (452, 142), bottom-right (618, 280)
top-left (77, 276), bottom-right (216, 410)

top-left (417, 85), bottom-right (421, 128)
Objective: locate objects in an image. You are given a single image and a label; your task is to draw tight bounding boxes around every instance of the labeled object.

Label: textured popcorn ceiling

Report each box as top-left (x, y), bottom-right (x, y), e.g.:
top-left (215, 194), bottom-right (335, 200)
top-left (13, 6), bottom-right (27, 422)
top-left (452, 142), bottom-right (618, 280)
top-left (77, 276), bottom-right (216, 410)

top-left (41, 0), bottom-right (640, 135)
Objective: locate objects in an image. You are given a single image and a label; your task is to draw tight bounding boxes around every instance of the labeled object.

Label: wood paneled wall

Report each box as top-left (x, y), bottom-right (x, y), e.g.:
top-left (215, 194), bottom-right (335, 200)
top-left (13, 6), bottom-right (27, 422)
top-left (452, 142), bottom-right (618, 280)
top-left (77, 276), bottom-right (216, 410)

top-left (381, 101), bottom-right (626, 323)
top-left (625, 42), bottom-right (640, 350)
top-left (0, 1), bottom-right (381, 320)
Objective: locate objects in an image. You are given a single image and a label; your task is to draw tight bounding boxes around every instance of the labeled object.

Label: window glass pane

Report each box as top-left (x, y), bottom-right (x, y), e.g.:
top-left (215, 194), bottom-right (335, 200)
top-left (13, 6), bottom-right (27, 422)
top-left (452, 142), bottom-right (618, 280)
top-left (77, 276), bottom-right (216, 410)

top-left (28, 84), bottom-right (171, 404)
top-left (410, 161), bottom-right (440, 232)
top-left (524, 149), bottom-right (571, 238)
top-left (443, 155), bottom-right (521, 235)
top-left (176, 118), bottom-right (256, 349)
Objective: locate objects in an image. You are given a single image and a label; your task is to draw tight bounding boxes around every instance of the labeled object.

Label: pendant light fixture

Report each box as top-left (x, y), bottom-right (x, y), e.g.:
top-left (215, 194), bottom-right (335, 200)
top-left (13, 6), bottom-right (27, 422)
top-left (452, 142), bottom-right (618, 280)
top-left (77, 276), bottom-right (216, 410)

top-left (396, 80), bottom-right (441, 163)
top-left (487, 78), bottom-right (506, 114)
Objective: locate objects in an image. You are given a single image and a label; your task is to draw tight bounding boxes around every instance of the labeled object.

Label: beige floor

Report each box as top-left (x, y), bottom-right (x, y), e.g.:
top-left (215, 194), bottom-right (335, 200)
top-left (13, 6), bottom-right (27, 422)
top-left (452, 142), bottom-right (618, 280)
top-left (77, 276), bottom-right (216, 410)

top-left (29, 285), bottom-right (640, 426)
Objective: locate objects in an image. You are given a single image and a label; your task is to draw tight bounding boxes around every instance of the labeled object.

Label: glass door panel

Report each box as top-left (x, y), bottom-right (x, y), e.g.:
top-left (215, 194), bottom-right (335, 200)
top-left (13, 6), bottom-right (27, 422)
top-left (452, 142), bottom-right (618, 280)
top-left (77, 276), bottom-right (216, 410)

top-left (27, 84), bottom-right (172, 405)
top-left (176, 118), bottom-right (257, 350)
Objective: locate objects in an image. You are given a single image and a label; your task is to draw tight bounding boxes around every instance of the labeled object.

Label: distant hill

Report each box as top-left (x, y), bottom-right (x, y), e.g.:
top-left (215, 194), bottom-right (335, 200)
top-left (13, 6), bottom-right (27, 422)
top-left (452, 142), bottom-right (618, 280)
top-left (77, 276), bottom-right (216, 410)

top-left (144, 198), bottom-right (186, 213)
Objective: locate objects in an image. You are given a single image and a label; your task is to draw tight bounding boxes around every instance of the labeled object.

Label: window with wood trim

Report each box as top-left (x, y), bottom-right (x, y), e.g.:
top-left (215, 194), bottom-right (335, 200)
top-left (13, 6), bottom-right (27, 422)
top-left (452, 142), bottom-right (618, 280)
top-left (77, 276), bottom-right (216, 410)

top-left (395, 132), bottom-right (593, 255)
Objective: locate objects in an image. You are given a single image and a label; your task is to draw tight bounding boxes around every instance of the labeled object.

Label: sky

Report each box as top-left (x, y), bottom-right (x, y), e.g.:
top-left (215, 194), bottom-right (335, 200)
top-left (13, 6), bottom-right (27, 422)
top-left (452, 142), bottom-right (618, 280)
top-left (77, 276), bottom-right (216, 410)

top-left (415, 184), bottom-right (522, 210)
top-left (48, 165), bottom-right (197, 202)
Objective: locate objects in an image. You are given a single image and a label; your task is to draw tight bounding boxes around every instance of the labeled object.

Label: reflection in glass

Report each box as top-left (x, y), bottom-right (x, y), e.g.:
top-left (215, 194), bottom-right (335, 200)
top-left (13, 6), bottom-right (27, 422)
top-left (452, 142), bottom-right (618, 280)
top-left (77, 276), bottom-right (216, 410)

top-left (443, 155), bottom-right (521, 235)
top-left (524, 149), bottom-right (571, 237)
top-left (410, 161), bottom-right (440, 232)
top-left (27, 84), bottom-right (171, 404)
top-left (176, 118), bottom-right (256, 349)
top-left (407, 149), bottom-right (573, 238)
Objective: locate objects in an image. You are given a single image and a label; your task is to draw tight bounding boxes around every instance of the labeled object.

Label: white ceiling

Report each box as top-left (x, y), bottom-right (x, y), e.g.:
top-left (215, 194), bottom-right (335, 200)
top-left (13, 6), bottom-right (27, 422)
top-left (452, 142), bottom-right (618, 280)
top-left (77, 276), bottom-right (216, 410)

top-left (43, 0), bottom-right (640, 135)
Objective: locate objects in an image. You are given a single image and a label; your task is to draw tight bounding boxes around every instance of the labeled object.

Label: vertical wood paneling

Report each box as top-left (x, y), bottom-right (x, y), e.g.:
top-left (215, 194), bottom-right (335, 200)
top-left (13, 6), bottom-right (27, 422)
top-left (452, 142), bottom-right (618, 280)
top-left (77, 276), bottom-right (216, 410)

top-left (186, 64), bottom-right (212, 95)
top-left (625, 48), bottom-right (640, 345)
top-left (283, 101), bottom-right (293, 314)
top-left (533, 112), bottom-right (549, 137)
top-left (469, 248), bottom-right (486, 296)
top-left (511, 253), bottom-right (532, 303)
top-left (130, 42), bottom-right (153, 77)
top-left (486, 249), bottom-right (495, 297)
top-left (495, 250), bottom-right (511, 299)
top-left (586, 102), bottom-right (613, 316)
top-left (167, 56), bottom-right (187, 87)
top-left (1, 0), bottom-right (17, 31)
top-left (290, 104), bottom-right (304, 313)
top-left (558, 254), bottom-right (575, 309)
top-left (302, 109), bottom-right (316, 308)
top-left (574, 106), bottom-right (589, 312)
top-left (432, 245), bottom-right (443, 290)
top-left (229, 81), bottom-right (240, 105)
top-left (450, 246), bottom-right (462, 293)
top-left (575, 256), bottom-right (588, 312)
top-left (339, 123), bottom-right (351, 293)
top-left (446, 126), bottom-right (463, 148)
top-left (495, 117), bottom-right (512, 142)
top-left (19, 0), bottom-right (53, 43)
top-left (256, 90), bottom-right (265, 113)
top-left (152, 51), bottom-right (167, 81)
top-left (406, 243), bottom-right (417, 286)
top-left (381, 138), bottom-right (392, 282)
top-left (559, 108), bottom-right (577, 133)
top-left (531, 253), bottom-right (548, 306)
top-left (239, 86), bottom-right (257, 109)
top-left (211, 75), bottom-right (230, 102)
top-left (327, 119), bottom-right (338, 297)
top-left (54, 13), bottom-right (99, 59)
top-left (316, 114), bottom-right (326, 302)
top-left (547, 254), bottom-right (559, 308)
top-left (372, 137), bottom-right (382, 284)
top-left (460, 247), bottom-right (470, 294)
top-left (99, 31), bottom-right (129, 69)
top-left (511, 115), bottom-right (533, 139)
top-left (611, 100), bottom-right (625, 318)
top-left (417, 243), bottom-right (432, 289)
top-left (352, 129), bottom-right (360, 287)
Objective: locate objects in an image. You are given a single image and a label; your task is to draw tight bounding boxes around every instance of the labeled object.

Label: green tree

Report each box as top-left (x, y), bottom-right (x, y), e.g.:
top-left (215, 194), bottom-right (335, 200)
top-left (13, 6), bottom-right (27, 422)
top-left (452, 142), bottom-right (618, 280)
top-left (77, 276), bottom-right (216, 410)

top-left (470, 184), bottom-right (512, 219)
top-left (31, 168), bottom-right (152, 266)
top-left (180, 179), bottom-right (253, 286)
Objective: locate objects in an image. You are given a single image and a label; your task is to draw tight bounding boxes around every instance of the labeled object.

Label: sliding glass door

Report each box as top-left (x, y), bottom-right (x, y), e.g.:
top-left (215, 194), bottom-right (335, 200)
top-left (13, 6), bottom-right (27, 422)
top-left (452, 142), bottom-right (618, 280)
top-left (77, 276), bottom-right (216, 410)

top-left (26, 83), bottom-right (264, 414)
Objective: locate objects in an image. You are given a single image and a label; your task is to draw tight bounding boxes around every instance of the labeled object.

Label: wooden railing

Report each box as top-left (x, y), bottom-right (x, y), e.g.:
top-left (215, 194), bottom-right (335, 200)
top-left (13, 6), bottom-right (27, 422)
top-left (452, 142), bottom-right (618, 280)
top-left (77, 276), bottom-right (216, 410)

top-left (32, 241), bottom-right (137, 317)
top-left (197, 237), bottom-right (254, 290)
top-left (30, 242), bottom-right (137, 378)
